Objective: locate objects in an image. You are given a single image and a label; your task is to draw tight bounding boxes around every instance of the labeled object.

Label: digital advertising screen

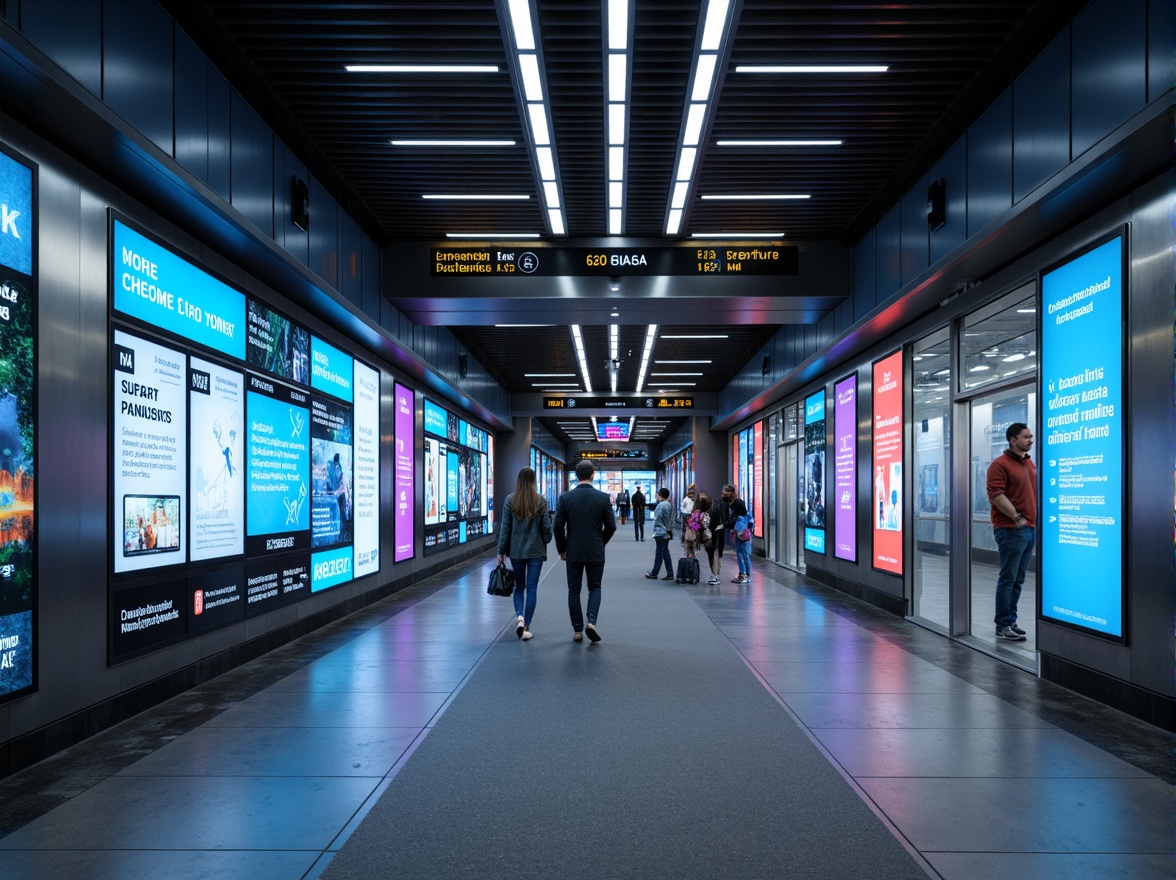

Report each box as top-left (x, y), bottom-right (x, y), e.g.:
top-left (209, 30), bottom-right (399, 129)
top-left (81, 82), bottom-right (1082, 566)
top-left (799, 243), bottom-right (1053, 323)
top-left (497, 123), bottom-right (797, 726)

top-left (753, 422), bottom-right (763, 536)
top-left (245, 376), bottom-right (310, 556)
top-left (113, 220), bottom-right (245, 360)
top-left (352, 361), bottom-right (380, 576)
top-left (833, 374), bottom-right (858, 562)
top-left (803, 390), bottom-right (826, 554)
top-left (113, 330), bottom-right (187, 574)
top-left (1039, 233), bottom-right (1125, 639)
top-left (872, 350), bottom-right (903, 575)
top-left (0, 144), bottom-right (36, 703)
top-left (596, 420), bottom-right (631, 442)
top-left (423, 398), bottom-right (492, 555)
top-left (393, 383), bottom-right (415, 562)
top-left (188, 356), bottom-right (244, 562)
top-left (246, 298), bottom-right (308, 384)
top-left (310, 395), bottom-right (353, 550)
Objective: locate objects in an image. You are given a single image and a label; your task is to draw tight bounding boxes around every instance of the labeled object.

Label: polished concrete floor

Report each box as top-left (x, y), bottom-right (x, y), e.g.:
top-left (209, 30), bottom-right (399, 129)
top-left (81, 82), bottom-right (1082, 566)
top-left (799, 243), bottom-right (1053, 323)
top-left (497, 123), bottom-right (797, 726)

top-left (0, 536), bottom-right (1171, 879)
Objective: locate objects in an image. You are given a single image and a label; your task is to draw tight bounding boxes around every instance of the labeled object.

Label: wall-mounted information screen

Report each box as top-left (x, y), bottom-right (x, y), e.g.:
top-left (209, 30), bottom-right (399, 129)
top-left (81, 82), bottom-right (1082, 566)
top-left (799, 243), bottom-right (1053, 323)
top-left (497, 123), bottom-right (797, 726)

top-left (1039, 233), bottom-right (1125, 639)
top-left (109, 217), bottom-right (379, 661)
top-left (872, 350), bottom-right (903, 575)
top-left (393, 383), bottom-right (415, 562)
top-left (803, 390), bottom-right (826, 554)
top-left (833, 375), bottom-right (858, 562)
top-left (0, 144), bottom-right (36, 705)
top-left (423, 398), bottom-right (492, 555)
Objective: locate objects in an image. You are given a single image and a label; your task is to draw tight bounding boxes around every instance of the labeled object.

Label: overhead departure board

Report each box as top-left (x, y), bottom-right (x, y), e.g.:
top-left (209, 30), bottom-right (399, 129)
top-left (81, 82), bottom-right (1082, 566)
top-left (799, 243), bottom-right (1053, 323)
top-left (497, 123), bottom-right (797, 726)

top-left (431, 246), bottom-right (797, 277)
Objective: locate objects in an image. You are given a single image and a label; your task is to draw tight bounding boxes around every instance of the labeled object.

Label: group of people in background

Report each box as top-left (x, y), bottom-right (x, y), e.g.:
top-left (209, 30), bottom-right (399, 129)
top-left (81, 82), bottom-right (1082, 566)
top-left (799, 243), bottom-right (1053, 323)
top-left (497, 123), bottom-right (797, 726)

top-left (646, 482), bottom-right (752, 585)
top-left (497, 462), bottom-right (754, 646)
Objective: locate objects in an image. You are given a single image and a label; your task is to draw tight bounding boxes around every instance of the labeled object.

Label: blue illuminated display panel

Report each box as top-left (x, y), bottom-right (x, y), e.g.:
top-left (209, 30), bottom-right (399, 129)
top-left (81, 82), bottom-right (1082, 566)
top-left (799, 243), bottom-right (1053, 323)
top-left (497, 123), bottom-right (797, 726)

top-left (803, 390), bottom-right (827, 554)
top-left (1039, 233), bottom-right (1125, 639)
top-left (0, 144), bottom-right (36, 704)
top-left (422, 398), bottom-right (491, 555)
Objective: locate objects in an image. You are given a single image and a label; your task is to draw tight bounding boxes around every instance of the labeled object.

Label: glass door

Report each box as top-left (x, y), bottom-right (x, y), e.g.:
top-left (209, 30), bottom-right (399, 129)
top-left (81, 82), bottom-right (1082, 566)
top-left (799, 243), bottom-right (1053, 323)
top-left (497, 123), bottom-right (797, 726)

top-left (911, 329), bottom-right (951, 630)
top-left (778, 441), bottom-right (802, 570)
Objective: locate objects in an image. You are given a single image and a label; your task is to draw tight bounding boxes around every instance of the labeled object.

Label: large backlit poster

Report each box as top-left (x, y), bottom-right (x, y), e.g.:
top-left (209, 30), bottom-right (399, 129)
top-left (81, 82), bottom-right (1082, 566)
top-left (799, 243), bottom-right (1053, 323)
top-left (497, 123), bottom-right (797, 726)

top-left (310, 396), bottom-right (352, 549)
top-left (833, 375), bottom-right (858, 562)
top-left (353, 362), bottom-right (380, 576)
top-left (113, 330), bottom-right (187, 573)
top-left (753, 422), bottom-right (763, 536)
top-left (113, 220), bottom-right (245, 360)
top-left (245, 376), bottom-right (310, 556)
top-left (0, 145), bottom-right (36, 703)
top-left (246, 298), bottom-right (308, 384)
top-left (803, 390), bottom-right (826, 553)
top-left (189, 356), bottom-right (244, 561)
top-left (394, 382), bottom-right (415, 562)
top-left (872, 350), bottom-right (903, 575)
top-left (423, 398), bottom-right (491, 554)
top-left (1039, 233), bottom-right (1125, 639)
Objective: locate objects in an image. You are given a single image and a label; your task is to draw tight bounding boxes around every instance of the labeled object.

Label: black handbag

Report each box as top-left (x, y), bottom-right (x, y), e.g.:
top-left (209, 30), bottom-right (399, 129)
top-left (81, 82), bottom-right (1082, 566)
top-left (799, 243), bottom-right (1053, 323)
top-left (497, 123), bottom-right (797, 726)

top-left (487, 562), bottom-right (516, 597)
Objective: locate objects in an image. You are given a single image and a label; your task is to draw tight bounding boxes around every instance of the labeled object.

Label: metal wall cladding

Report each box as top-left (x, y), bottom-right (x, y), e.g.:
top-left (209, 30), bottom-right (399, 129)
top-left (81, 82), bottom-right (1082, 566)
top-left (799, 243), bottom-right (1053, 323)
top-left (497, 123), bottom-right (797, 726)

top-left (853, 229), bottom-right (877, 319)
top-left (900, 172), bottom-right (930, 288)
top-left (929, 137), bottom-right (968, 267)
top-left (1147, 0), bottom-right (1175, 102)
top-left (175, 31), bottom-right (211, 186)
top-left (308, 174), bottom-right (338, 291)
top-left (362, 237), bottom-right (381, 320)
top-left (103, 0), bottom-right (173, 156)
top-left (340, 214), bottom-right (362, 308)
top-left (21, 0), bottom-right (101, 95)
top-left (1013, 29), bottom-right (1071, 204)
top-left (1072, 0), bottom-right (1147, 159)
top-left (966, 91), bottom-right (1013, 239)
top-left (229, 90), bottom-right (273, 238)
top-left (273, 142), bottom-right (309, 267)
top-left (875, 204), bottom-right (903, 303)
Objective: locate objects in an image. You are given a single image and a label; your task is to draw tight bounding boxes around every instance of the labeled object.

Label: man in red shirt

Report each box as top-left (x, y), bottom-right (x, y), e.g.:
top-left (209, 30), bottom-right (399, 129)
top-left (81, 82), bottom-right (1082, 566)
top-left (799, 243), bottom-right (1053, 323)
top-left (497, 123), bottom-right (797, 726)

top-left (986, 423), bottom-right (1036, 641)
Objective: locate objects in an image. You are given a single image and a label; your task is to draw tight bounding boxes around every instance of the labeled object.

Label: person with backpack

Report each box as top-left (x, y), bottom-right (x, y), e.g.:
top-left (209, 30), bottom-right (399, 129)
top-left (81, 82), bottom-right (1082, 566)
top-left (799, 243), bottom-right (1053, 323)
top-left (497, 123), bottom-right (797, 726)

top-left (710, 485), bottom-right (735, 585)
top-left (727, 484), bottom-right (752, 583)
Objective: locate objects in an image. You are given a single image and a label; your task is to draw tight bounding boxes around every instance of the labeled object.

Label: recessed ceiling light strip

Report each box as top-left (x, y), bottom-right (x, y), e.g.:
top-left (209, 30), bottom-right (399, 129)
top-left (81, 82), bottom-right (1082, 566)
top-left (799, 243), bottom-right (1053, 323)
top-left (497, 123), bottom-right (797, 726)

top-left (634, 324), bottom-right (658, 393)
top-left (500, 0), bottom-right (567, 236)
top-left (604, 0), bottom-right (634, 235)
top-left (609, 323), bottom-right (620, 393)
top-left (570, 324), bottom-right (593, 393)
top-left (663, 0), bottom-right (739, 236)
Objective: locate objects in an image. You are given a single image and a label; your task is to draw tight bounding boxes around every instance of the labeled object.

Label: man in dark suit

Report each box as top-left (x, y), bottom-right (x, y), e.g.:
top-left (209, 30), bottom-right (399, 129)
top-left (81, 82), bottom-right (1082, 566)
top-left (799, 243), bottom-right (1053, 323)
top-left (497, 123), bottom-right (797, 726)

top-left (554, 459), bottom-right (617, 643)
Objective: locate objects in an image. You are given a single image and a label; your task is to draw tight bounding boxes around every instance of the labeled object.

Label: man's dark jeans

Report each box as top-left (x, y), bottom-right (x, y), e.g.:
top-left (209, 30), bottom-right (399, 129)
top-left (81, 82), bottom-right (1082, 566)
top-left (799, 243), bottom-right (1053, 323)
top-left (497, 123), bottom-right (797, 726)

top-left (993, 525), bottom-right (1034, 628)
top-left (566, 560), bottom-right (604, 631)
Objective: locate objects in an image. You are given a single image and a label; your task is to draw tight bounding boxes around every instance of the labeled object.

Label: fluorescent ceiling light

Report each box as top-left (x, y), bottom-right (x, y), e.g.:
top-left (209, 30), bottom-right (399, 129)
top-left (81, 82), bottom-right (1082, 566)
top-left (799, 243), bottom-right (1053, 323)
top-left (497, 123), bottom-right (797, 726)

top-left (671, 181), bottom-right (690, 209)
top-left (661, 334), bottom-right (728, 339)
top-left (676, 147), bottom-right (697, 181)
top-left (666, 209), bottom-right (683, 236)
top-left (506, 0), bottom-right (536, 50)
top-left (1016, 307), bottom-right (1037, 313)
top-left (736, 65), bottom-right (888, 74)
top-left (609, 209), bottom-right (622, 235)
top-left (655, 359), bottom-right (712, 364)
top-left (700, 0), bottom-right (732, 51)
top-left (716, 139), bottom-right (842, 147)
top-left (518, 54), bottom-right (543, 101)
top-left (423, 194), bottom-right (529, 200)
top-left (533, 383), bottom-right (581, 387)
top-left (609, 104), bottom-right (626, 145)
top-left (392, 139), bottom-right (515, 147)
top-left (609, 54), bottom-right (627, 101)
top-left (609, 182), bottom-right (623, 209)
top-left (548, 209), bottom-right (565, 235)
top-left (684, 104), bottom-right (707, 146)
top-left (496, 323), bottom-right (555, 327)
top-left (536, 147), bottom-right (555, 180)
top-left (651, 372), bottom-right (703, 376)
top-left (1002, 353), bottom-right (1027, 363)
top-left (543, 181), bottom-right (561, 208)
top-left (609, 147), bottom-right (624, 181)
top-left (526, 373), bottom-right (576, 377)
top-left (692, 54), bottom-right (717, 101)
top-left (528, 104), bottom-right (550, 144)
top-left (347, 64), bottom-right (498, 73)
top-left (449, 233), bottom-right (541, 239)
top-left (700, 193), bottom-right (810, 200)
top-left (608, 0), bottom-right (628, 49)
top-left (690, 232), bottom-right (783, 239)
top-left (969, 365), bottom-right (991, 373)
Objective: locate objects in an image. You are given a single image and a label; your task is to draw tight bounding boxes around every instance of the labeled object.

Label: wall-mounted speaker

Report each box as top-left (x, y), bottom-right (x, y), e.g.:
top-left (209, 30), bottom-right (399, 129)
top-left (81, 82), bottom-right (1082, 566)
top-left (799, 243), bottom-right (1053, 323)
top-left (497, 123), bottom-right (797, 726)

top-left (458, 353), bottom-right (468, 379)
top-left (291, 177), bottom-right (310, 231)
top-left (926, 178), bottom-right (946, 232)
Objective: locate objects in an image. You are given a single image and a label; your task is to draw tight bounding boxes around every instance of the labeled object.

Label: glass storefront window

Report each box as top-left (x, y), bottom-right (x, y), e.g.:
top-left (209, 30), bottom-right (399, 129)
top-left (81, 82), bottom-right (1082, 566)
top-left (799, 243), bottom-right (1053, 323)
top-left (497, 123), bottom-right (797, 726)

top-left (960, 283), bottom-right (1036, 391)
top-left (911, 328), bottom-right (951, 630)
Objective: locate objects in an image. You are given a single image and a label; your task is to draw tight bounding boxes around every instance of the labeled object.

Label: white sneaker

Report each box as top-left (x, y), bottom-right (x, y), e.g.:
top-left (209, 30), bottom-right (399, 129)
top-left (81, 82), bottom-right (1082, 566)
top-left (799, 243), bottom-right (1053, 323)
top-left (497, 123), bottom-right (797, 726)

top-left (521, 630), bottom-right (534, 641)
top-left (516, 616), bottom-right (525, 638)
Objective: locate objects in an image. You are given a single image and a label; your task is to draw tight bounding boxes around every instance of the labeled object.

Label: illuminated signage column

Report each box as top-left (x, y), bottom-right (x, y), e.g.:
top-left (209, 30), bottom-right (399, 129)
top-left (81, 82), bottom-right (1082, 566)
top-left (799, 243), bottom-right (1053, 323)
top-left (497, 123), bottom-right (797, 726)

top-left (803, 390), bottom-right (826, 553)
top-left (0, 146), bottom-right (36, 703)
top-left (872, 351), bottom-right (903, 574)
top-left (394, 383), bottom-right (415, 562)
top-left (352, 362), bottom-right (380, 577)
top-left (833, 375), bottom-right (858, 562)
top-left (1039, 234), bottom-right (1125, 638)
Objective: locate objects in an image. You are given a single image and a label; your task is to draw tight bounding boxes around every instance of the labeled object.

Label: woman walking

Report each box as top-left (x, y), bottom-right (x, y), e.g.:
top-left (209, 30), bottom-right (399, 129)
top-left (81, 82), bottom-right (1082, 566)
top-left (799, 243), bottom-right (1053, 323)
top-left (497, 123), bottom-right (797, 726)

top-left (497, 467), bottom-right (553, 640)
top-left (692, 492), bottom-right (720, 585)
top-left (727, 484), bottom-right (752, 583)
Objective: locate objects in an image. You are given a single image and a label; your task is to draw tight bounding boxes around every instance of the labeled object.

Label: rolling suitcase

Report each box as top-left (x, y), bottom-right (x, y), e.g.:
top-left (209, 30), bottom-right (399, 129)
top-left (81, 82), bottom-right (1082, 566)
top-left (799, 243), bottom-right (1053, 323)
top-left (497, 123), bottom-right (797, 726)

top-left (675, 556), bottom-right (700, 584)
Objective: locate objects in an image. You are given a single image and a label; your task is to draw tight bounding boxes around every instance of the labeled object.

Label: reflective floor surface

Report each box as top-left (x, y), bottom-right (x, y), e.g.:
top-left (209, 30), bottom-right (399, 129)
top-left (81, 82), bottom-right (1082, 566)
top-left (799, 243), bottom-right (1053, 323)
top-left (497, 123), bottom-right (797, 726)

top-left (0, 536), bottom-right (1171, 879)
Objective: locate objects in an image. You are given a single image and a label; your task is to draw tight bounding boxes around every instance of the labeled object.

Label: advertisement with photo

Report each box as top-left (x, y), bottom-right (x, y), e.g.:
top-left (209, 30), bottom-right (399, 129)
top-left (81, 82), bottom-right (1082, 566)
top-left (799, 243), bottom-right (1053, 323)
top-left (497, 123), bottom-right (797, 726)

top-left (246, 298), bottom-right (308, 384)
top-left (872, 350), bottom-right (904, 575)
top-left (189, 357), bottom-right (244, 561)
top-left (245, 376), bottom-right (310, 556)
top-left (113, 330), bottom-right (187, 574)
top-left (310, 396), bottom-right (353, 549)
top-left (352, 361), bottom-right (380, 577)
top-left (803, 390), bottom-right (826, 553)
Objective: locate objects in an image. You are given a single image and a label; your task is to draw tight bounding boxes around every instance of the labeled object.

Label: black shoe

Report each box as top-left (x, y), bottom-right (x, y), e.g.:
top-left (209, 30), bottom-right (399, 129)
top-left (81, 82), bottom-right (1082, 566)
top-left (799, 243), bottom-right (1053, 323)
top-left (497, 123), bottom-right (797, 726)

top-left (1011, 624), bottom-right (1026, 635)
top-left (645, 572), bottom-right (658, 579)
top-left (661, 575), bottom-right (674, 580)
top-left (585, 624), bottom-right (601, 643)
top-left (996, 625), bottom-right (1026, 641)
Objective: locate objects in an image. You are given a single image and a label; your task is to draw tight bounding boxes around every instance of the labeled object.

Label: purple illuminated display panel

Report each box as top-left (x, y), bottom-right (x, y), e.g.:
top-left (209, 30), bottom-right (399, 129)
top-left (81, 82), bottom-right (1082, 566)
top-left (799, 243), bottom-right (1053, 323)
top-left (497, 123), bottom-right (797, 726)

top-left (833, 374), bottom-right (857, 562)
top-left (394, 383), bottom-right (415, 562)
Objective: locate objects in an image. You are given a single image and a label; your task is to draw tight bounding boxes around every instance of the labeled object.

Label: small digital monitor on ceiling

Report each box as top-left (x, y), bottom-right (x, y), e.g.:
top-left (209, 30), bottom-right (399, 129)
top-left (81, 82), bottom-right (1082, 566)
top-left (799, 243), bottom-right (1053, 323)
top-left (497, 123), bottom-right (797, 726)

top-left (596, 421), bottom-right (631, 442)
